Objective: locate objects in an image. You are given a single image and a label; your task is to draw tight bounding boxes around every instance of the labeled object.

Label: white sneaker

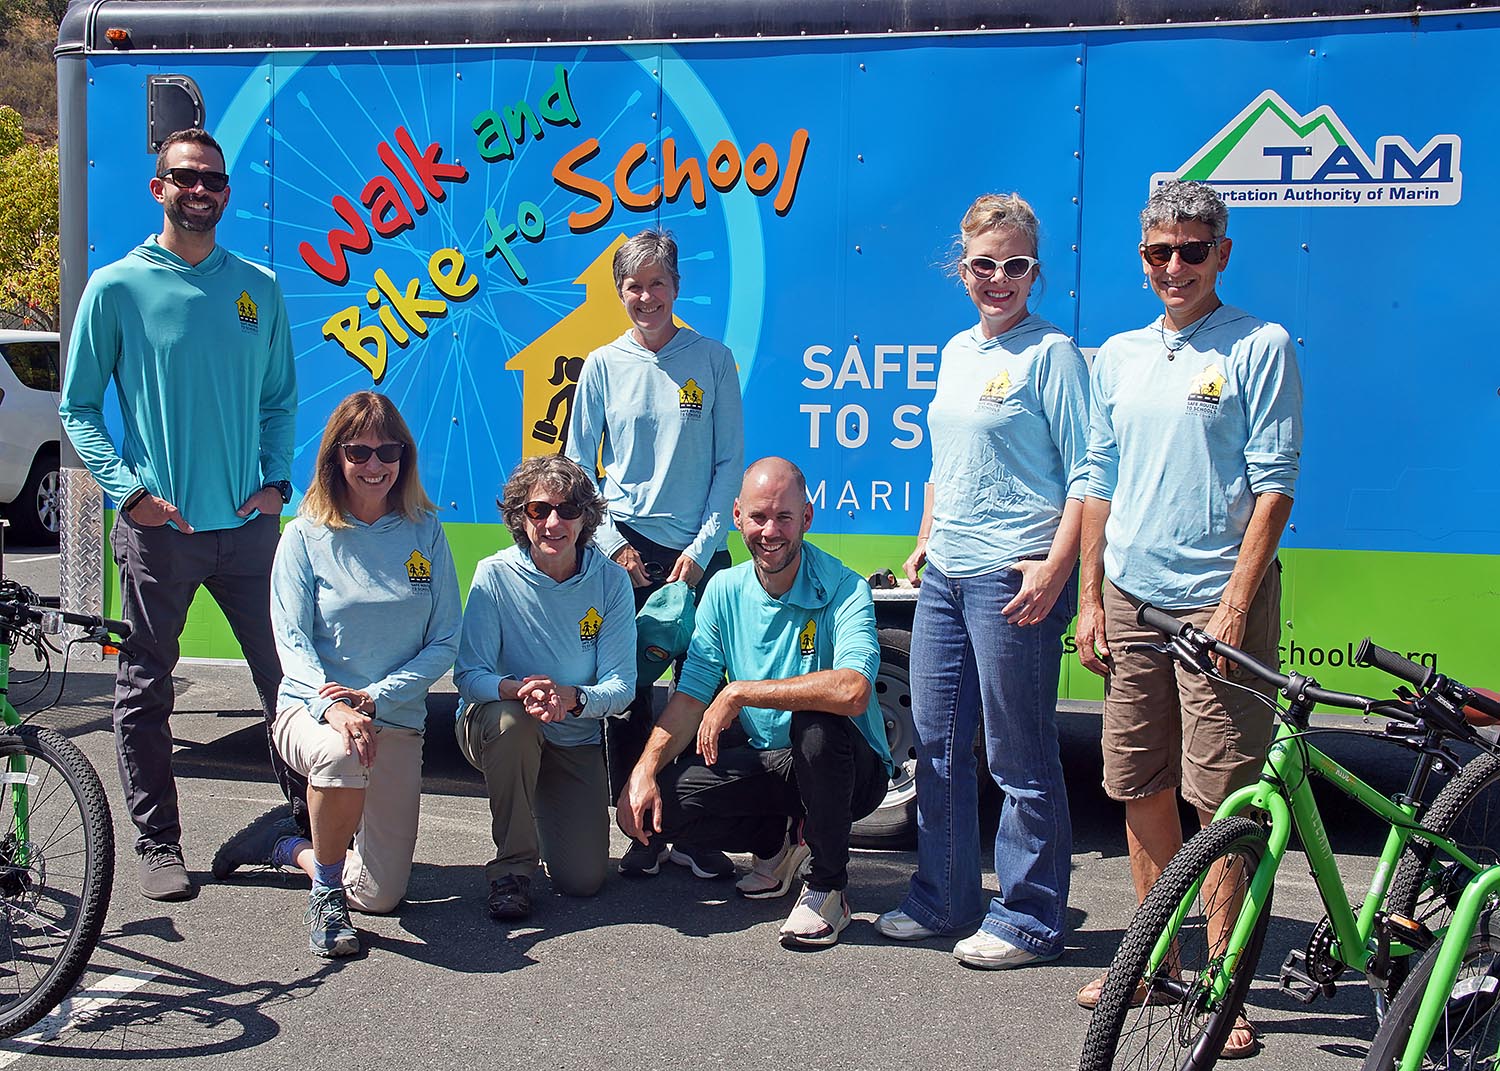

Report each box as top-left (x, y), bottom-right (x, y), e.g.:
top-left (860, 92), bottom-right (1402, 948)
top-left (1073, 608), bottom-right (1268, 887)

top-left (874, 907), bottom-right (938, 941)
top-left (779, 885), bottom-right (851, 948)
top-left (735, 836), bottom-right (811, 900)
top-left (953, 930), bottom-right (1059, 970)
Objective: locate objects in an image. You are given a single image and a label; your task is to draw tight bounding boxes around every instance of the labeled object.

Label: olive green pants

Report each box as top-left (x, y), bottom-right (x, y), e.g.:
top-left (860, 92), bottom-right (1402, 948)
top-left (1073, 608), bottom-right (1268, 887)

top-left (456, 700), bottom-right (608, 896)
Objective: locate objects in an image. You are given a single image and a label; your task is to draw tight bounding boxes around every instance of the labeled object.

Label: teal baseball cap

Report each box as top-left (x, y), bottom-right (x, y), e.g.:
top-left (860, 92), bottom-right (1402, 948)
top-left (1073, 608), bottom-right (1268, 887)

top-left (637, 580), bottom-right (695, 686)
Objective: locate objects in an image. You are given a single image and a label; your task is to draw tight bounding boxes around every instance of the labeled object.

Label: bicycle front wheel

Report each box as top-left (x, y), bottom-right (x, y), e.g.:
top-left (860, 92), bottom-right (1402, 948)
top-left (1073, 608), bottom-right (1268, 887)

top-left (1363, 907), bottom-right (1500, 1070)
top-left (1080, 816), bottom-right (1273, 1071)
top-left (0, 726), bottom-right (115, 1037)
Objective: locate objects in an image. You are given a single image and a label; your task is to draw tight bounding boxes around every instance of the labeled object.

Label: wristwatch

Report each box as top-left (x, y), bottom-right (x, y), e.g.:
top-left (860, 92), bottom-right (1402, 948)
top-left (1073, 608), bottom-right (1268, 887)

top-left (264, 480), bottom-right (293, 504)
top-left (570, 689), bottom-right (588, 716)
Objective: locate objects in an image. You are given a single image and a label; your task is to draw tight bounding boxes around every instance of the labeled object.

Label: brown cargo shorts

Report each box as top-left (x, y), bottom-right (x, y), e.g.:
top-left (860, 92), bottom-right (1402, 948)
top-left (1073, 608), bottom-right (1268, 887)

top-left (1100, 565), bottom-right (1282, 813)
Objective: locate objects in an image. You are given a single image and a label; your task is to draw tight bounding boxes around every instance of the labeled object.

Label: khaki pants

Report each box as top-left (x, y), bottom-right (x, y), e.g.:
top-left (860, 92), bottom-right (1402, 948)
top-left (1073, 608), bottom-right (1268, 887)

top-left (271, 707), bottom-right (424, 914)
top-left (456, 701), bottom-right (608, 896)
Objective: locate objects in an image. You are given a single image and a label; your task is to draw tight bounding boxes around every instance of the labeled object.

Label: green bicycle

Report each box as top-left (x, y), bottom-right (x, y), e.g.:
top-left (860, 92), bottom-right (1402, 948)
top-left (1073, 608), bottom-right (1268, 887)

top-left (0, 551), bottom-right (127, 1036)
top-left (1080, 604), bottom-right (1500, 1071)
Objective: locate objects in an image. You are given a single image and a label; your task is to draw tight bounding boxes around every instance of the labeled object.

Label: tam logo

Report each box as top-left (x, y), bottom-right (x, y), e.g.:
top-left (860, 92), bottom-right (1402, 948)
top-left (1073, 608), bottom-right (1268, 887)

top-left (1151, 90), bottom-right (1462, 207)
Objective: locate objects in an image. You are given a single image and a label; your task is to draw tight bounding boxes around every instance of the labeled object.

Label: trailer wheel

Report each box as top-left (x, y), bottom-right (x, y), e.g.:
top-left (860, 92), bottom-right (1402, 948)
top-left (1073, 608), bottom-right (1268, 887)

top-left (851, 628), bottom-right (917, 849)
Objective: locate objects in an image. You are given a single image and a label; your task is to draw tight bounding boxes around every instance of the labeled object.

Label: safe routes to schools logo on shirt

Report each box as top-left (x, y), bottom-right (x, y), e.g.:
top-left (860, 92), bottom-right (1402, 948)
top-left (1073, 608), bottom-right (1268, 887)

top-left (1186, 365), bottom-right (1226, 418)
top-left (1150, 90), bottom-right (1462, 207)
top-left (579, 607), bottom-right (603, 646)
top-left (799, 619), bottom-right (817, 658)
top-left (405, 550), bottom-right (432, 589)
top-left (678, 378), bottom-right (705, 420)
top-left (236, 290), bottom-right (259, 332)
top-left (979, 370), bottom-right (1013, 408)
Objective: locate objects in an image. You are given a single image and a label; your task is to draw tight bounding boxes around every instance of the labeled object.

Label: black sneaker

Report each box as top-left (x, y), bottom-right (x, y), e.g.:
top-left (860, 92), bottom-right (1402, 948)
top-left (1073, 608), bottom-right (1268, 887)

top-left (487, 874), bottom-right (533, 920)
top-left (139, 843), bottom-right (193, 901)
top-left (669, 844), bottom-right (735, 880)
top-left (211, 804), bottom-right (301, 879)
top-left (617, 838), bottom-right (670, 878)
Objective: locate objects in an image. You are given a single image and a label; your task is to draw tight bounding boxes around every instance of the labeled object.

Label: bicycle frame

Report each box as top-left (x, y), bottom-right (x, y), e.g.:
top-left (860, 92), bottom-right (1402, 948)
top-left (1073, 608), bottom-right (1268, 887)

top-left (1148, 716), bottom-right (1488, 1006)
top-left (0, 620), bottom-right (34, 861)
top-left (1393, 861), bottom-right (1500, 1070)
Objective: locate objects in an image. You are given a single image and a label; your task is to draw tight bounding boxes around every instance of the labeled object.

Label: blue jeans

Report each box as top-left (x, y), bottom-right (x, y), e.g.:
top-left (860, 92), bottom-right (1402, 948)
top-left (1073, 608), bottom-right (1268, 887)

top-left (900, 561), bottom-right (1076, 957)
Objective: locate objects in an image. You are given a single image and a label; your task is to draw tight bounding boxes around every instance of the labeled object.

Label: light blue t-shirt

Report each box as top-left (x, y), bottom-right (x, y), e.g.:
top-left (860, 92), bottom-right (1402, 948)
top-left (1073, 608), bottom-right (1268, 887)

top-left (676, 543), bottom-right (896, 776)
top-left (565, 327), bottom-right (743, 564)
top-left (60, 236), bottom-right (297, 532)
top-left (454, 544), bottom-right (636, 747)
top-left (1086, 304), bottom-right (1303, 609)
top-left (925, 315), bottom-right (1090, 578)
top-left (271, 510), bottom-right (461, 733)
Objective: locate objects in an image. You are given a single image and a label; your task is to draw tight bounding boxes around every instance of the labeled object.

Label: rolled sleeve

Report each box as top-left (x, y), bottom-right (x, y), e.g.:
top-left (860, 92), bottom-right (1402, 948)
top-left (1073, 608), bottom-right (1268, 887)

top-left (1084, 355), bottom-right (1119, 501)
top-left (1242, 334), bottom-right (1303, 497)
top-left (828, 576), bottom-right (880, 683)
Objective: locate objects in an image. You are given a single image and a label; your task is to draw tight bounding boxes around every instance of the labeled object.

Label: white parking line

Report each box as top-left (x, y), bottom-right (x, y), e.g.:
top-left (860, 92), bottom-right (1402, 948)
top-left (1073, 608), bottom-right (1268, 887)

top-left (0, 968), bottom-right (159, 1063)
top-left (4, 555), bottom-right (55, 565)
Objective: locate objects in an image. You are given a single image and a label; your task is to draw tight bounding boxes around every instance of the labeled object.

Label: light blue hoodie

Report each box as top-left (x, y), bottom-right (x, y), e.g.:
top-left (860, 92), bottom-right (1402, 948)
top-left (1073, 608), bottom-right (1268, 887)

top-left (1086, 305), bottom-right (1302, 608)
top-left (454, 544), bottom-right (636, 747)
top-left (271, 510), bottom-right (461, 732)
top-left (925, 315), bottom-right (1090, 578)
top-left (60, 236), bottom-right (297, 531)
top-left (565, 327), bottom-right (743, 564)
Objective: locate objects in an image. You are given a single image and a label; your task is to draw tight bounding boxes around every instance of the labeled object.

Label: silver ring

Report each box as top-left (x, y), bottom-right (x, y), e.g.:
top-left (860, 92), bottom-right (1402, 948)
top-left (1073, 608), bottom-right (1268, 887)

top-left (352, 732), bottom-right (363, 741)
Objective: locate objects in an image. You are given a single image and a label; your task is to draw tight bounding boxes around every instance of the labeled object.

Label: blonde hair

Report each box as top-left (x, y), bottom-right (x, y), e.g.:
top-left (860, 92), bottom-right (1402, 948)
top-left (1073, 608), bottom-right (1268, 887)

top-left (300, 391), bottom-right (436, 528)
top-left (949, 192), bottom-right (1041, 276)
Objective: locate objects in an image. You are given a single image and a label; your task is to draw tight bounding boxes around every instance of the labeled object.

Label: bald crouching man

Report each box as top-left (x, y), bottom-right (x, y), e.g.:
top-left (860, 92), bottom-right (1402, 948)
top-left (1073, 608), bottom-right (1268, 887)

top-left (616, 457), bottom-right (895, 949)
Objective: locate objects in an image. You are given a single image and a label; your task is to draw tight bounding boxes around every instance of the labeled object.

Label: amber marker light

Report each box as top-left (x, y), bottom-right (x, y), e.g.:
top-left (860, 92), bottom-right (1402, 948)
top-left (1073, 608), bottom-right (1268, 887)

top-left (105, 27), bottom-right (131, 46)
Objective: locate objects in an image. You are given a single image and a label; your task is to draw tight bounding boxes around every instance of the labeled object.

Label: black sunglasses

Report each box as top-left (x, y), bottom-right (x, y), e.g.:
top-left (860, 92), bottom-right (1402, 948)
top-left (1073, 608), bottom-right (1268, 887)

top-left (340, 442), bottom-right (405, 464)
top-left (962, 255), bottom-right (1039, 281)
top-left (158, 167), bottom-right (230, 193)
top-left (523, 500), bottom-right (584, 522)
top-left (1140, 239), bottom-right (1220, 267)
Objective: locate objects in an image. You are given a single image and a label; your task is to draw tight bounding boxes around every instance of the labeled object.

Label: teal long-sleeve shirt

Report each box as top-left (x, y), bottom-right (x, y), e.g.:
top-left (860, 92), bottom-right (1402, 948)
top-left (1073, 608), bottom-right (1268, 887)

top-left (564, 328), bottom-right (743, 565)
top-left (454, 544), bottom-right (636, 747)
top-left (271, 511), bottom-right (461, 732)
top-left (59, 237), bottom-right (297, 531)
top-left (676, 543), bottom-right (896, 777)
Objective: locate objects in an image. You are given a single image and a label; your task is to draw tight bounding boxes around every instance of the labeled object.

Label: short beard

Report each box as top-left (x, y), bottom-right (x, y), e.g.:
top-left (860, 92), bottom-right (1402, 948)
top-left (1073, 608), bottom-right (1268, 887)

top-left (165, 197), bottom-right (223, 233)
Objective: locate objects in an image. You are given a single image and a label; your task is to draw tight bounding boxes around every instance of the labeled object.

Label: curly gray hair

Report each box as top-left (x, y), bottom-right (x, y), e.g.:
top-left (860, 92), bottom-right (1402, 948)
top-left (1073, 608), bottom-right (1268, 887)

top-left (499, 454), bottom-right (608, 553)
top-left (1140, 180), bottom-right (1229, 239)
top-left (612, 229), bottom-right (681, 291)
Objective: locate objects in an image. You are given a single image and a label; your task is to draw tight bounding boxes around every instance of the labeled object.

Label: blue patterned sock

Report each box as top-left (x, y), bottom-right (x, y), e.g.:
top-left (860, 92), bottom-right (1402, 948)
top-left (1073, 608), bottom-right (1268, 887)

top-left (313, 856), bottom-right (345, 889)
top-left (270, 835), bottom-right (308, 869)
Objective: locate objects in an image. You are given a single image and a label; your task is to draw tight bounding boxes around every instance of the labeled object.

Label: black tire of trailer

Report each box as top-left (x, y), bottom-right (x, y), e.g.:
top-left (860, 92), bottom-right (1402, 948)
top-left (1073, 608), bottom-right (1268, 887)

top-left (851, 628), bottom-right (918, 849)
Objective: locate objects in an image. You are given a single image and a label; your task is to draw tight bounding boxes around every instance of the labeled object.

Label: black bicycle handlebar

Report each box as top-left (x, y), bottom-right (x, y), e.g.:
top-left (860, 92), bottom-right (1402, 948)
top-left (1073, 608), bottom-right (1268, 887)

top-left (1136, 604), bottom-right (1440, 726)
top-left (0, 585), bottom-right (132, 643)
top-left (1354, 638), bottom-right (1433, 691)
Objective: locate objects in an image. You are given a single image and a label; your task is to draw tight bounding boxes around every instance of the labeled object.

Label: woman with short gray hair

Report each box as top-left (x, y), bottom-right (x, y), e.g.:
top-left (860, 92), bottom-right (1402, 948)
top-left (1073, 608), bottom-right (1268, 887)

top-left (1073, 180), bottom-right (1302, 1058)
top-left (564, 229), bottom-right (744, 879)
top-left (454, 454), bottom-right (635, 922)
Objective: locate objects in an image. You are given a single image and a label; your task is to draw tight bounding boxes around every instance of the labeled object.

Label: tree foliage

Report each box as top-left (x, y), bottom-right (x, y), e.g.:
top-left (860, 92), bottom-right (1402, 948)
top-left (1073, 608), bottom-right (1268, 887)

top-left (0, 106), bottom-right (59, 329)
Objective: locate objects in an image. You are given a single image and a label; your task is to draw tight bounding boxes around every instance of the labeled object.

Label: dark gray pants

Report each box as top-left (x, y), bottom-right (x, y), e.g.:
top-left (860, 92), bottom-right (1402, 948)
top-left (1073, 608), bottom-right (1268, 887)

top-left (110, 511), bottom-right (308, 852)
top-left (658, 713), bottom-right (888, 891)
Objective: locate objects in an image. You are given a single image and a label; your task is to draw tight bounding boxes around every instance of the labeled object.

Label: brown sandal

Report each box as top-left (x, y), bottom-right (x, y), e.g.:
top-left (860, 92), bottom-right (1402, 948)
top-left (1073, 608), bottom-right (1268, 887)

top-left (1220, 1014), bottom-right (1259, 1060)
top-left (1076, 972), bottom-right (1179, 1010)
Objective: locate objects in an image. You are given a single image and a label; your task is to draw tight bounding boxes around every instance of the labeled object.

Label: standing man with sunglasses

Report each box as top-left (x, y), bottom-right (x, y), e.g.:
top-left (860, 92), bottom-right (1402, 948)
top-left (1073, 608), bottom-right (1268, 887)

top-left (60, 127), bottom-right (302, 902)
top-left (1073, 180), bottom-right (1301, 1056)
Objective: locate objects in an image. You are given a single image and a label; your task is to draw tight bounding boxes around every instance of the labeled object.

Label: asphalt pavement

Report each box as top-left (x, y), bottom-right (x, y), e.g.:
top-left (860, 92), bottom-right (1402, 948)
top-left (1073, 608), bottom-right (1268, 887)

top-left (0, 542), bottom-right (1453, 1070)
